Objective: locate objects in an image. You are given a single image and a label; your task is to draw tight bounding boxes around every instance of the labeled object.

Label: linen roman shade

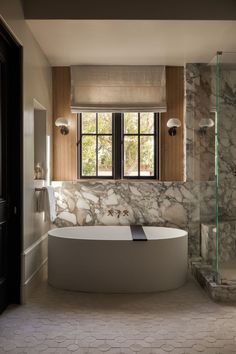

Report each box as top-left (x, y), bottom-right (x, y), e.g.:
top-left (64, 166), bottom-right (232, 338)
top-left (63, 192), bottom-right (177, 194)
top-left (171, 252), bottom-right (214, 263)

top-left (70, 65), bottom-right (166, 113)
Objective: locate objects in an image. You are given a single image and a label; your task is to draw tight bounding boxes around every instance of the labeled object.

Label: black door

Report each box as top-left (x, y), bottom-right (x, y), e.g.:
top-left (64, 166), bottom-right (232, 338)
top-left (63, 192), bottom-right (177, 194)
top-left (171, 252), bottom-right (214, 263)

top-left (0, 21), bottom-right (22, 314)
top-left (0, 28), bottom-right (10, 314)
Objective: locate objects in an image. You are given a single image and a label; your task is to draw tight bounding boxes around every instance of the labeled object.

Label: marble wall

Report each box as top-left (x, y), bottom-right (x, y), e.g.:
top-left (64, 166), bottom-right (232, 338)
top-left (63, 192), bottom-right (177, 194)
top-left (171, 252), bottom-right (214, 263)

top-left (186, 64), bottom-right (214, 183)
top-left (202, 220), bottom-right (236, 264)
top-left (187, 63), bottom-right (236, 222)
top-left (185, 63), bottom-right (217, 246)
top-left (217, 68), bottom-right (236, 219)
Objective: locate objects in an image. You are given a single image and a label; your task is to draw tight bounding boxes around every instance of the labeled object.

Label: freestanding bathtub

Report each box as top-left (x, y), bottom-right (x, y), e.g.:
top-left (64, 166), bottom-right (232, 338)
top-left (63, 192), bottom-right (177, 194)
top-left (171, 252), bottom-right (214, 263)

top-left (48, 226), bottom-right (188, 293)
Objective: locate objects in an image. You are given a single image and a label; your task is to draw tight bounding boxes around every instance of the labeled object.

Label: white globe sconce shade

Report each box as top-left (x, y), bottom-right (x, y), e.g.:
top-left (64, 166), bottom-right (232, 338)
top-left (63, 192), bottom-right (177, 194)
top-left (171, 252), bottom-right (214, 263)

top-left (55, 117), bottom-right (69, 135)
top-left (199, 118), bottom-right (215, 135)
top-left (167, 118), bottom-right (181, 136)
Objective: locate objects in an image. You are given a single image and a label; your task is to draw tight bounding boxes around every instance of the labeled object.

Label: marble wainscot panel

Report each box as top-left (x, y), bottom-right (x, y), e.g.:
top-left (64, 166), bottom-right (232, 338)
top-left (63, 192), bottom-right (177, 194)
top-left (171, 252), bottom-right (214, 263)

top-left (210, 67), bottom-right (236, 218)
top-left (185, 64), bottom-right (216, 233)
top-left (52, 181), bottom-right (200, 256)
top-left (185, 64), bottom-right (214, 183)
top-left (185, 63), bottom-right (216, 256)
top-left (199, 181), bottom-right (216, 223)
top-left (186, 64), bottom-right (236, 234)
top-left (217, 69), bottom-right (236, 179)
top-left (201, 220), bottom-right (236, 264)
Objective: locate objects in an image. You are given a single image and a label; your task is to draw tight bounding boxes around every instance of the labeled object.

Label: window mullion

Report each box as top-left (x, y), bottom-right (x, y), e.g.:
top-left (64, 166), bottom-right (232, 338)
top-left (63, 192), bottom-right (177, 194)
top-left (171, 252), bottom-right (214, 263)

top-left (77, 114), bottom-right (81, 179)
top-left (96, 113), bottom-right (98, 177)
top-left (138, 113), bottom-right (140, 177)
top-left (155, 113), bottom-right (159, 180)
top-left (114, 113), bottom-right (122, 179)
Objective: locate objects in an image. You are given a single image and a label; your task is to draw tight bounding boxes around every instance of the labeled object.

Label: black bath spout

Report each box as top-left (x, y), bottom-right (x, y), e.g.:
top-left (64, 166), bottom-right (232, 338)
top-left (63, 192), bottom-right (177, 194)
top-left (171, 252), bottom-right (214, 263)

top-left (130, 225), bottom-right (147, 241)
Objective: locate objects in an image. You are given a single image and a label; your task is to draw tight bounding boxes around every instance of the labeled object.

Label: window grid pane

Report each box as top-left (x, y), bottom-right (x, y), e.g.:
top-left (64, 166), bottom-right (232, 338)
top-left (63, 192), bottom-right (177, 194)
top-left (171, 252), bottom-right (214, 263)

top-left (123, 113), bottom-right (156, 178)
top-left (82, 112), bottom-right (96, 133)
top-left (81, 135), bottom-right (96, 176)
top-left (140, 136), bottom-right (155, 176)
top-left (140, 112), bottom-right (154, 134)
top-left (124, 136), bottom-right (139, 176)
top-left (98, 135), bottom-right (113, 176)
top-left (98, 113), bottom-right (112, 134)
top-left (124, 113), bottom-right (138, 134)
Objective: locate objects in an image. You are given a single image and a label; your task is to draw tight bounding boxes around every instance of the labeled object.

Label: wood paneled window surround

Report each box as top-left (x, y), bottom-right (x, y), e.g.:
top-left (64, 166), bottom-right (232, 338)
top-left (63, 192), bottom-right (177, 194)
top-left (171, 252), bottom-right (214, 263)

top-left (52, 66), bottom-right (184, 181)
top-left (77, 112), bottom-right (159, 179)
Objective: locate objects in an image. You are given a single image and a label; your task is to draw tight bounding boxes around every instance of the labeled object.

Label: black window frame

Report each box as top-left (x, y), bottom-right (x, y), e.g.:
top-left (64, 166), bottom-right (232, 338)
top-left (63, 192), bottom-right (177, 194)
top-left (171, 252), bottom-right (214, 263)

top-left (77, 112), bottom-right (160, 179)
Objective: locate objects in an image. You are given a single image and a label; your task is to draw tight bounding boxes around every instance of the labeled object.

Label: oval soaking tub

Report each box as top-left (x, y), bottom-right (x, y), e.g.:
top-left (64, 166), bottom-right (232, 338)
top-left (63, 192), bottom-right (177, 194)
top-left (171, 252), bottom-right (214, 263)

top-left (48, 226), bottom-right (188, 293)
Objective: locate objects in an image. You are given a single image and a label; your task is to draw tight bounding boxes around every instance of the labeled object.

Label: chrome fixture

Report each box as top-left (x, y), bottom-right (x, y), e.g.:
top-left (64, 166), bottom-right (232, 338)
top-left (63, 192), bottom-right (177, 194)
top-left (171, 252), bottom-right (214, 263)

top-left (55, 117), bottom-right (69, 135)
top-left (199, 118), bottom-right (214, 135)
top-left (167, 118), bottom-right (181, 136)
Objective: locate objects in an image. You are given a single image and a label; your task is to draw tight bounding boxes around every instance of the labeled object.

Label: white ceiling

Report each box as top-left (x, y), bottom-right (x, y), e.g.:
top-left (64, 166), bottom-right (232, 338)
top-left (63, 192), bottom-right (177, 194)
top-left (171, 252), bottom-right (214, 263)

top-left (27, 20), bottom-right (236, 66)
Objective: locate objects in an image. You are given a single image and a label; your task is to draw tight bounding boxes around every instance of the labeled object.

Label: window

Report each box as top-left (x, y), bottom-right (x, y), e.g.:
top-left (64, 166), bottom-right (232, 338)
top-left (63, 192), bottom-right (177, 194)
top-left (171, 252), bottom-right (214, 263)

top-left (78, 112), bottom-right (159, 179)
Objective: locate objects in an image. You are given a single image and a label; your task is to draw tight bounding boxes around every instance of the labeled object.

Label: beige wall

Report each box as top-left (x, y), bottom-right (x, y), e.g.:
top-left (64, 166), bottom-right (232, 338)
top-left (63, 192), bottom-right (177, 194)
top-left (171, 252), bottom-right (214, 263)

top-left (0, 0), bottom-right (52, 301)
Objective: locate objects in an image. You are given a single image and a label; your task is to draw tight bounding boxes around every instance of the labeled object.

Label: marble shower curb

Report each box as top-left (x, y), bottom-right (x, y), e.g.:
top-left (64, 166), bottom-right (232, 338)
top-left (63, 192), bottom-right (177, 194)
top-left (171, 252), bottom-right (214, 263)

top-left (191, 258), bottom-right (236, 302)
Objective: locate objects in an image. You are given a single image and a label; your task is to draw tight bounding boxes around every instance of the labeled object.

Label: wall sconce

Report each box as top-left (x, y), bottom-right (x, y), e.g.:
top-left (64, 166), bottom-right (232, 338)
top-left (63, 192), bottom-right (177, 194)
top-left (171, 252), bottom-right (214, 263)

top-left (167, 118), bottom-right (181, 136)
top-left (55, 117), bottom-right (69, 135)
top-left (199, 118), bottom-right (214, 135)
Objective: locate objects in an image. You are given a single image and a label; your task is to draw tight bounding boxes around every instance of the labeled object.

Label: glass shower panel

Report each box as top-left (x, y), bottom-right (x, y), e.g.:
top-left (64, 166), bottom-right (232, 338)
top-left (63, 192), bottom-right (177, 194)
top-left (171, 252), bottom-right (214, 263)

top-left (216, 52), bottom-right (236, 284)
top-left (196, 58), bottom-right (217, 278)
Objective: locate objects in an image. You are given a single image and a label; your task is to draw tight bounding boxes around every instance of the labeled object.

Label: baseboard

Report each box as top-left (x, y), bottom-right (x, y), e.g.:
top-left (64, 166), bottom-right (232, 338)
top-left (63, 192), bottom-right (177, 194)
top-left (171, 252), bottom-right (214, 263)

top-left (21, 259), bottom-right (48, 303)
top-left (21, 233), bottom-right (48, 303)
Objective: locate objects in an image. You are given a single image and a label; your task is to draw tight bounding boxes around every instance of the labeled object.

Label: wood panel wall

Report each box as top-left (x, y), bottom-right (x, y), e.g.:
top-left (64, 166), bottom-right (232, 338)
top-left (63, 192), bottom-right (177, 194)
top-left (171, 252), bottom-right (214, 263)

top-left (52, 66), bottom-right (184, 181)
top-left (160, 66), bottom-right (184, 181)
top-left (52, 67), bottom-right (77, 180)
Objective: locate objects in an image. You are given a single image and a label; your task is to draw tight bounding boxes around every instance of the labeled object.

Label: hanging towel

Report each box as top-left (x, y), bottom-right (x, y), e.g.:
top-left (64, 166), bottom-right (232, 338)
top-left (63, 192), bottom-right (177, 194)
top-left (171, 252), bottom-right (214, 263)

top-left (37, 186), bottom-right (57, 223)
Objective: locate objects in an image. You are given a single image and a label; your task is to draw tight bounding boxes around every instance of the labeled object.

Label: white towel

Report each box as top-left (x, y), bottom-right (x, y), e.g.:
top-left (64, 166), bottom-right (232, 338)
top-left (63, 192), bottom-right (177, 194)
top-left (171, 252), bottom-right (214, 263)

top-left (37, 186), bottom-right (56, 223)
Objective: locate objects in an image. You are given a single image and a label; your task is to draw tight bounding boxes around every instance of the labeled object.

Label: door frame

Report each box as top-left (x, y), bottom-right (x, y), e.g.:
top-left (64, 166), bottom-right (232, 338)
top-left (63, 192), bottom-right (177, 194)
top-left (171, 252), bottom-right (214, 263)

top-left (0, 18), bottom-right (23, 306)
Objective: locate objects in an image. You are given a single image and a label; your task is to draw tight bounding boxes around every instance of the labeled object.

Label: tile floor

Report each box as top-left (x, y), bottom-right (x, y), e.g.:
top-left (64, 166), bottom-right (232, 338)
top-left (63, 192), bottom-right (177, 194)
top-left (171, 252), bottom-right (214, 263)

top-left (1, 276), bottom-right (236, 354)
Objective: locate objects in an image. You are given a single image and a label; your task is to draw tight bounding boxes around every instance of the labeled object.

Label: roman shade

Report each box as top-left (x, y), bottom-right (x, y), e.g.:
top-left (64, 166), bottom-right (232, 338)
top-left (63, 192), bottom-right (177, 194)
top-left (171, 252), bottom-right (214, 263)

top-left (70, 65), bottom-right (166, 113)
